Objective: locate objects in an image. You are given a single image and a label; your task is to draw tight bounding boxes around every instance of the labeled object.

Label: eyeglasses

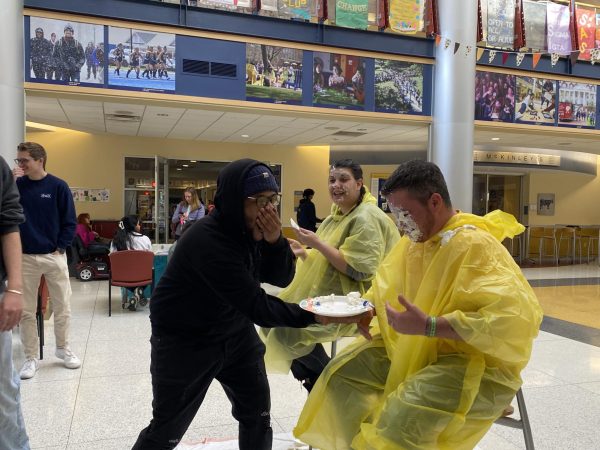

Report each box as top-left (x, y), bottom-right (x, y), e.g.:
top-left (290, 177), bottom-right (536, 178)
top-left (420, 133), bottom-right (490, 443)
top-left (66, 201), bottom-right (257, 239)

top-left (247, 194), bottom-right (281, 208)
top-left (14, 158), bottom-right (34, 165)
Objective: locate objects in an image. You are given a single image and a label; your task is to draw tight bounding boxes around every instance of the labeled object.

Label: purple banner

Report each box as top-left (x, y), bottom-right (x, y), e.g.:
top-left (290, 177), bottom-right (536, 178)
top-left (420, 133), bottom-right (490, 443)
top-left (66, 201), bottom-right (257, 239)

top-left (547, 1), bottom-right (572, 55)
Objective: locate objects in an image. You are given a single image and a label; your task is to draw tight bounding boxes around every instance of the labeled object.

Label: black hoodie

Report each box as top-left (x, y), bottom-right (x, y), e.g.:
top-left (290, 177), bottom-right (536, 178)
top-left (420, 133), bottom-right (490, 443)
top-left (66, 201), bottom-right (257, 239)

top-left (150, 159), bottom-right (315, 340)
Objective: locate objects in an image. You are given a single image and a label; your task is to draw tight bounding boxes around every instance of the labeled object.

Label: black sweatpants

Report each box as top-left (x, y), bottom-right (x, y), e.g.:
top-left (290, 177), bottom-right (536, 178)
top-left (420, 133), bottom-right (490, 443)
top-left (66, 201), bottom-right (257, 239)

top-left (132, 327), bottom-right (272, 450)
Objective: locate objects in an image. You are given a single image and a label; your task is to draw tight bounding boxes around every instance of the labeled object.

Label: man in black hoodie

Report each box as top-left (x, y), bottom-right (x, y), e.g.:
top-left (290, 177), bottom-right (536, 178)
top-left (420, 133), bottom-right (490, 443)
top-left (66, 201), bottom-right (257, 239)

top-left (132, 159), bottom-right (369, 450)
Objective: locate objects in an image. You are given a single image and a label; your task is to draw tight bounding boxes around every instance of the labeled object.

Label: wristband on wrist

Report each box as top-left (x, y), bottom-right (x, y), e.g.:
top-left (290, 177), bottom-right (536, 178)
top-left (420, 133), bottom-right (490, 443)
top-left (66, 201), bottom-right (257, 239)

top-left (425, 316), bottom-right (437, 337)
top-left (6, 289), bottom-right (23, 295)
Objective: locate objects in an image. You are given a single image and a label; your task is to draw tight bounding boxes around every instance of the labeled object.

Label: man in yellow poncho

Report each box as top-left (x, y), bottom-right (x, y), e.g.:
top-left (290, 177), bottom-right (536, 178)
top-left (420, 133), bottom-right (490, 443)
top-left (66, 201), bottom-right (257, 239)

top-left (260, 160), bottom-right (399, 390)
top-left (294, 160), bottom-right (543, 450)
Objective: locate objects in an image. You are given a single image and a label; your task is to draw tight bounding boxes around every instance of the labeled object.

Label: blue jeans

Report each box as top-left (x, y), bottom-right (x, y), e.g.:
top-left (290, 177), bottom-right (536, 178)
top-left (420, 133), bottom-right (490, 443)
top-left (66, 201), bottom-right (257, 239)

top-left (0, 329), bottom-right (30, 450)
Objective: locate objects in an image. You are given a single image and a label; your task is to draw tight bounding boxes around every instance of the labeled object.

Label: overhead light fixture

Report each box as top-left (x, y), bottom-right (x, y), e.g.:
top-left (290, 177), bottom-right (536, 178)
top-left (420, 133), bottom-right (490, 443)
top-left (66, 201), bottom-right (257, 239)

top-left (25, 121), bottom-right (58, 132)
top-left (241, 134), bottom-right (250, 138)
top-left (176, 168), bottom-right (182, 171)
top-left (491, 137), bottom-right (500, 141)
top-left (182, 164), bottom-right (189, 167)
top-left (190, 160), bottom-right (197, 163)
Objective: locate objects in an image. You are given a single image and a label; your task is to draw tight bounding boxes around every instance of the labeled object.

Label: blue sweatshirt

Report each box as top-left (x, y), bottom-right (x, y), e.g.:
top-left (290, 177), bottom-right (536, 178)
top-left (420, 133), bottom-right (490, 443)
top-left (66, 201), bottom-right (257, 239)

top-left (17, 174), bottom-right (76, 254)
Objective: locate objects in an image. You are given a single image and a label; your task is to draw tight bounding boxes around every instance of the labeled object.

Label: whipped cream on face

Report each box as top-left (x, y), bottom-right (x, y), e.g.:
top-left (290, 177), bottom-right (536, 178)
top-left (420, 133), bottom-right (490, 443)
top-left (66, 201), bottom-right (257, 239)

top-left (390, 206), bottom-right (423, 242)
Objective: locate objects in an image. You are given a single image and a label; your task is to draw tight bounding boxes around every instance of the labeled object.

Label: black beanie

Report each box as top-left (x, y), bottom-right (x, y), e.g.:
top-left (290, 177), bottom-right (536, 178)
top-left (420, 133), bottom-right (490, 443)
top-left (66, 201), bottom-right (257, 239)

top-left (243, 165), bottom-right (280, 197)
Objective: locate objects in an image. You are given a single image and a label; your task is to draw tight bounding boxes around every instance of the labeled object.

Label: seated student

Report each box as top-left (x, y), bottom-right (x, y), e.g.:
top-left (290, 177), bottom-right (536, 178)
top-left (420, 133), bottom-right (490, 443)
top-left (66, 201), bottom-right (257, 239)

top-left (261, 160), bottom-right (399, 391)
top-left (110, 215), bottom-right (152, 253)
top-left (294, 160), bottom-right (543, 450)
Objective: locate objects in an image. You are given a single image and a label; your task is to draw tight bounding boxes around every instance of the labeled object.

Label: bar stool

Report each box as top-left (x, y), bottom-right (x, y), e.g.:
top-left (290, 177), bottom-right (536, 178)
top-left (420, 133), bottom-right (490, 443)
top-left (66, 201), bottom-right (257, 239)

top-left (554, 226), bottom-right (576, 265)
top-left (526, 226), bottom-right (557, 265)
top-left (576, 226), bottom-right (600, 263)
top-left (495, 388), bottom-right (535, 449)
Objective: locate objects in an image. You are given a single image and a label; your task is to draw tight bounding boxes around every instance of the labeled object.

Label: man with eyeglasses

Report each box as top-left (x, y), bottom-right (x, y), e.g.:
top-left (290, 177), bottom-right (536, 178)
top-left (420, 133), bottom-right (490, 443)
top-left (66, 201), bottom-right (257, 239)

top-left (12, 142), bottom-right (79, 380)
top-left (133, 159), bottom-right (370, 450)
top-left (295, 160), bottom-right (542, 450)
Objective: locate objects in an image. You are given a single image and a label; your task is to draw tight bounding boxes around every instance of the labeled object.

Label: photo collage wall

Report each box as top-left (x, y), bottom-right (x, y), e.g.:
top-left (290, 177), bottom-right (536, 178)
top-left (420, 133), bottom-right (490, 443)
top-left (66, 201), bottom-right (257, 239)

top-left (27, 16), bottom-right (599, 130)
top-left (475, 70), bottom-right (597, 129)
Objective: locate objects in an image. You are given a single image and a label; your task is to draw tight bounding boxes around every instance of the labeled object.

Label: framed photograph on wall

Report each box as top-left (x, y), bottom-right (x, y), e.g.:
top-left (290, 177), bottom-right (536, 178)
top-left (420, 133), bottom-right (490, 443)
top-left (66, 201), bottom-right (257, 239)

top-left (108, 26), bottom-right (176, 92)
top-left (313, 51), bottom-right (365, 110)
top-left (374, 59), bottom-right (423, 114)
top-left (246, 43), bottom-right (303, 104)
top-left (537, 193), bottom-right (555, 216)
top-left (370, 173), bottom-right (390, 212)
top-left (29, 16), bottom-right (104, 85)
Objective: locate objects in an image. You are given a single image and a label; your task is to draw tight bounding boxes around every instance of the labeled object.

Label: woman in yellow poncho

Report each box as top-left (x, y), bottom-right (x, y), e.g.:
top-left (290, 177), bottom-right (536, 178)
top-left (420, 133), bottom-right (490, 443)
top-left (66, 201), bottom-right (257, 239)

top-left (294, 160), bottom-right (543, 450)
top-left (260, 159), bottom-right (399, 389)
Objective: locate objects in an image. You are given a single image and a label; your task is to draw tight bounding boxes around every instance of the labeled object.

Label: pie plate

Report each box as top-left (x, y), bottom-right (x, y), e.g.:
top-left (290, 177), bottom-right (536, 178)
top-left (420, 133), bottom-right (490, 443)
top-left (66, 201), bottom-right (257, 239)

top-left (299, 295), bottom-right (373, 317)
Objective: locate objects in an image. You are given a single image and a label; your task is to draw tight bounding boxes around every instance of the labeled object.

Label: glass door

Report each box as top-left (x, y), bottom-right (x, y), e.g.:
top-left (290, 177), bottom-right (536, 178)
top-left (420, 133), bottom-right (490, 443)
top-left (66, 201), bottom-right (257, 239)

top-left (472, 174), bottom-right (521, 219)
top-left (473, 173), bottom-right (523, 259)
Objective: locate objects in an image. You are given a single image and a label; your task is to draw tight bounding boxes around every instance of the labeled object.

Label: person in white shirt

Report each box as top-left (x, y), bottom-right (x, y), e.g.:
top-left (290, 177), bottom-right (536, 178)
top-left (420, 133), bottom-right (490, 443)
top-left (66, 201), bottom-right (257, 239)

top-left (110, 215), bottom-right (152, 252)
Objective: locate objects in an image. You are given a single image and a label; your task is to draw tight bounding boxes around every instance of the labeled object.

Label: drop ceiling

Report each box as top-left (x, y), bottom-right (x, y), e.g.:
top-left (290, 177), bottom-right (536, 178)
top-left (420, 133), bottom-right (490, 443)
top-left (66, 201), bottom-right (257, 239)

top-left (24, 90), bottom-right (600, 155)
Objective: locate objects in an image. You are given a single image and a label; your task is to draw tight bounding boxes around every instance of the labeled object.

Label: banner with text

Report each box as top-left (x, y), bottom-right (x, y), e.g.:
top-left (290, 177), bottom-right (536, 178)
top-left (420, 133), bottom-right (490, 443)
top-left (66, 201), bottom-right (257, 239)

top-left (547, 1), bottom-right (572, 55)
top-left (336, 0), bottom-right (369, 29)
top-left (486, 0), bottom-right (515, 48)
top-left (389, 0), bottom-right (425, 34)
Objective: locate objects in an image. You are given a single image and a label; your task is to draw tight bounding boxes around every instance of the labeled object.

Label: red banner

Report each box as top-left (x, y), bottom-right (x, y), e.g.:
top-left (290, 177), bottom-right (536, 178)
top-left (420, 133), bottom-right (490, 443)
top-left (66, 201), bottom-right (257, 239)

top-left (576, 7), bottom-right (596, 61)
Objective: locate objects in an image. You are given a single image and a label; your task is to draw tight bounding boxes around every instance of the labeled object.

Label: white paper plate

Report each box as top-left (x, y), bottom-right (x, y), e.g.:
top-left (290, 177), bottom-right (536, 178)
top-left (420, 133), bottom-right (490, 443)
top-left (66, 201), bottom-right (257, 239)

top-left (299, 295), bottom-right (373, 317)
top-left (290, 218), bottom-right (300, 230)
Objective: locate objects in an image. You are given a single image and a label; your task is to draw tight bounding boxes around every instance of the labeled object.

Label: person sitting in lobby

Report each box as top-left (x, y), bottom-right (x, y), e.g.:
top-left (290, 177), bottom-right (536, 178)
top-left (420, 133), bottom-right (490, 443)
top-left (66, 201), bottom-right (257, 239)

top-left (294, 160), bottom-right (543, 450)
top-left (260, 159), bottom-right (399, 391)
top-left (75, 213), bottom-right (110, 252)
top-left (110, 215), bottom-right (152, 252)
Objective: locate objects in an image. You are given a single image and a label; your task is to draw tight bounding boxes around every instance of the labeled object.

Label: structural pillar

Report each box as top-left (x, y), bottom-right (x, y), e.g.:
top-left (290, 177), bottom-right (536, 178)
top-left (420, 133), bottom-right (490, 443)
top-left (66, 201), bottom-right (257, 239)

top-left (429, 0), bottom-right (477, 213)
top-left (0, 0), bottom-right (24, 165)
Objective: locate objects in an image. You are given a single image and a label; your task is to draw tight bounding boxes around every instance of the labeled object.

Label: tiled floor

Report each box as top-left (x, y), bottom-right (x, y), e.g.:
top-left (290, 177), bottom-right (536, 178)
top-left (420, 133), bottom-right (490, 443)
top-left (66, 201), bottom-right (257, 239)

top-left (10, 263), bottom-right (600, 449)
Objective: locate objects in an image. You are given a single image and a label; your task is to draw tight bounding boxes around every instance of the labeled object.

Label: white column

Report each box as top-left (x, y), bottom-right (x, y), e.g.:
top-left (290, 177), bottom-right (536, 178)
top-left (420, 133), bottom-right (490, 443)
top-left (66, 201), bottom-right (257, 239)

top-left (429, 0), bottom-right (477, 213)
top-left (0, 0), bottom-right (24, 165)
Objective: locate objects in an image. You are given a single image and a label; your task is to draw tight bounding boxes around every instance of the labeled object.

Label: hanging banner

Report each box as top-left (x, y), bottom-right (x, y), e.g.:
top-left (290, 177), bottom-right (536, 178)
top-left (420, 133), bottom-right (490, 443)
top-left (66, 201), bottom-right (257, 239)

top-left (576, 7), bottom-right (595, 61)
top-left (336, 0), bottom-right (369, 29)
top-left (389, 0), bottom-right (425, 34)
top-left (261, 0), bottom-right (278, 11)
top-left (486, 0), bottom-right (515, 48)
top-left (523, 0), bottom-right (547, 50)
top-left (596, 13), bottom-right (600, 51)
top-left (279, 0), bottom-right (311, 20)
top-left (547, 1), bottom-right (572, 55)
top-left (481, 0), bottom-right (488, 41)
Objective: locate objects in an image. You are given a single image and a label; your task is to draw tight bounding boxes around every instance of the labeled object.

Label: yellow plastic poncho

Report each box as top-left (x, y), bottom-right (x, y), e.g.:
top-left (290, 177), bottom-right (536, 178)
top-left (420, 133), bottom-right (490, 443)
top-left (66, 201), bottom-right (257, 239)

top-left (260, 189), bottom-right (399, 374)
top-left (294, 210), bottom-right (543, 450)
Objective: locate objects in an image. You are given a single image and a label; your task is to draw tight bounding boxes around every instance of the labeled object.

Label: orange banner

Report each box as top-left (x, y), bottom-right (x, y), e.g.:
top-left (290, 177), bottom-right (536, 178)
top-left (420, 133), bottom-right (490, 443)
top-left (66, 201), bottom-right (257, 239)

top-left (576, 7), bottom-right (596, 61)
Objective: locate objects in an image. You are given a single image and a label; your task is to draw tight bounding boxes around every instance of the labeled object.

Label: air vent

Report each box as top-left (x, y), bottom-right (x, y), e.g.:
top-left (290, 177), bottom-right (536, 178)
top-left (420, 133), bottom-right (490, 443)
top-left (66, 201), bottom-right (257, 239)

top-left (331, 131), bottom-right (368, 137)
top-left (104, 113), bottom-right (142, 122)
top-left (210, 62), bottom-right (237, 78)
top-left (182, 59), bottom-right (237, 78)
top-left (183, 59), bottom-right (209, 75)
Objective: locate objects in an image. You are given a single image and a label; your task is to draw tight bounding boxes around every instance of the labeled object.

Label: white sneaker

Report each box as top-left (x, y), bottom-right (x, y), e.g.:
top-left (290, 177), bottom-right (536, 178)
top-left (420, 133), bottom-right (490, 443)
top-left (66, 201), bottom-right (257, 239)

top-left (55, 347), bottom-right (81, 369)
top-left (20, 358), bottom-right (39, 379)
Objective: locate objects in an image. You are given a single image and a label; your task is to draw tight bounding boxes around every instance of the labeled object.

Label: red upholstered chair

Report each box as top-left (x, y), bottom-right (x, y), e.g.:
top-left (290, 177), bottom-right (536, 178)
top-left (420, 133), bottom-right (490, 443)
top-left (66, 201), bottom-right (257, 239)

top-left (108, 250), bottom-right (154, 316)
